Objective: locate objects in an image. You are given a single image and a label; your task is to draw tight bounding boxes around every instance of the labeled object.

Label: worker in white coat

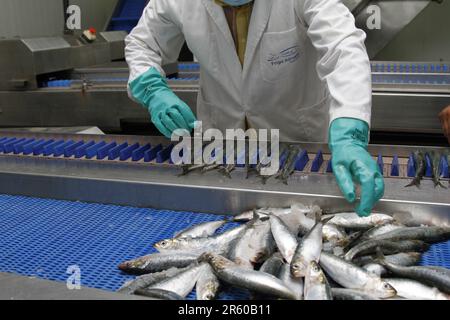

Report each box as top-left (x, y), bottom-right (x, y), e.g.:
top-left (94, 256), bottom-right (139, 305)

top-left (125, 0), bottom-right (384, 217)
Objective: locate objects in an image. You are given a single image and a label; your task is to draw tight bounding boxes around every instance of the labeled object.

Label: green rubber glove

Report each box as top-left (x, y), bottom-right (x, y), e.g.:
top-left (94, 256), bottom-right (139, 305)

top-left (129, 67), bottom-right (197, 138)
top-left (329, 118), bottom-right (385, 217)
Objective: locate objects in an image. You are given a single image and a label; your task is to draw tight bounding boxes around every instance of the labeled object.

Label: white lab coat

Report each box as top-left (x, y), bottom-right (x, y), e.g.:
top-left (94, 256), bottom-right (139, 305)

top-left (125, 0), bottom-right (372, 142)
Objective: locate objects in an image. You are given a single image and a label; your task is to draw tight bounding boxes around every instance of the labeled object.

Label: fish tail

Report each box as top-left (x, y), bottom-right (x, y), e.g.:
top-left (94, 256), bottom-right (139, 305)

top-left (405, 178), bottom-right (421, 188)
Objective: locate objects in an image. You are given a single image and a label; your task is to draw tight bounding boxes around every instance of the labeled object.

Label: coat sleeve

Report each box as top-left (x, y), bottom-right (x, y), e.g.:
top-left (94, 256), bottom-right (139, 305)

top-left (125, 0), bottom-right (185, 84)
top-left (296, 0), bottom-right (372, 127)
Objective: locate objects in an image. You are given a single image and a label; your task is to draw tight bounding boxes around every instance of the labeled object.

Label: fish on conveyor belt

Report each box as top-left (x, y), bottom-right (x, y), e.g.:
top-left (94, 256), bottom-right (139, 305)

top-left (304, 261), bottom-right (332, 300)
top-left (429, 151), bottom-right (447, 189)
top-left (275, 145), bottom-right (301, 185)
top-left (134, 288), bottom-right (185, 300)
top-left (384, 278), bottom-right (450, 300)
top-left (196, 263), bottom-right (220, 300)
top-left (405, 150), bottom-right (426, 188)
top-left (354, 252), bottom-right (422, 267)
top-left (154, 224), bottom-right (247, 254)
top-left (259, 253), bottom-right (284, 276)
top-left (291, 216), bottom-right (328, 278)
top-left (200, 253), bottom-right (298, 300)
top-left (118, 266), bottom-right (192, 294)
top-left (277, 264), bottom-right (304, 300)
top-left (143, 263), bottom-right (206, 298)
top-left (323, 212), bottom-right (394, 230)
top-left (370, 226), bottom-right (450, 243)
top-left (331, 288), bottom-right (379, 300)
top-left (173, 220), bottom-right (227, 239)
top-left (344, 240), bottom-right (429, 261)
top-left (228, 216), bottom-right (275, 268)
top-left (319, 252), bottom-right (397, 298)
top-left (269, 215), bottom-right (298, 264)
top-left (118, 252), bottom-right (198, 275)
top-left (296, 207), bottom-right (348, 246)
top-left (376, 249), bottom-right (450, 294)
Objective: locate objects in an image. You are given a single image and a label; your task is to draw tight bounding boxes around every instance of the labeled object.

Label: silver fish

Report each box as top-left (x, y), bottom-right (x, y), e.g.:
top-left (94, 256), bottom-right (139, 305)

top-left (200, 253), bottom-right (297, 300)
top-left (154, 224), bottom-right (247, 254)
top-left (134, 288), bottom-right (184, 300)
top-left (228, 218), bottom-right (275, 268)
top-left (295, 208), bottom-right (348, 246)
top-left (276, 145), bottom-right (301, 185)
top-left (291, 217), bottom-right (327, 278)
top-left (405, 150), bottom-right (426, 188)
top-left (429, 151), bottom-right (447, 189)
top-left (323, 212), bottom-right (394, 230)
top-left (376, 250), bottom-right (450, 294)
top-left (278, 264), bottom-right (304, 300)
top-left (304, 261), bottom-right (332, 300)
top-left (319, 252), bottom-right (397, 298)
top-left (384, 278), bottom-right (450, 300)
top-left (196, 263), bottom-right (220, 300)
top-left (358, 223), bottom-right (405, 243)
top-left (173, 220), bottom-right (227, 239)
top-left (331, 288), bottom-right (379, 300)
top-left (233, 207), bottom-right (292, 223)
top-left (118, 252), bottom-right (198, 275)
top-left (146, 263), bottom-right (206, 298)
top-left (344, 240), bottom-right (429, 261)
top-left (269, 215), bottom-right (298, 264)
top-left (117, 266), bottom-right (192, 294)
top-left (371, 226), bottom-right (450, 243)
top-left (353, 252), bottom-right (422, 268)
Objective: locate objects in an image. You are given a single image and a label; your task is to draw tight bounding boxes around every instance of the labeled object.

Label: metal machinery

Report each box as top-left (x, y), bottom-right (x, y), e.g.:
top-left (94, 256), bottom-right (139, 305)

top-left (0, 0), bottom-right (449, 299)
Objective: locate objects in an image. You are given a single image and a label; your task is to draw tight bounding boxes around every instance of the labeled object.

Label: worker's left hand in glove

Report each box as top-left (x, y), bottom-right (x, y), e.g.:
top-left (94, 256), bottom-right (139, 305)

top-left (129, 67), bottom-right (197, 138)
top-left (329, 118), bottom-right (385, 217)
top-left (439, 105), bottom-right (450, 144)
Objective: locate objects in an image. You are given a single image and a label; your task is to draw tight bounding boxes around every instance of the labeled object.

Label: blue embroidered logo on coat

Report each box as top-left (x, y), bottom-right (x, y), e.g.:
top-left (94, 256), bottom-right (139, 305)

top-left (267, 46), bottom-right (300, 66)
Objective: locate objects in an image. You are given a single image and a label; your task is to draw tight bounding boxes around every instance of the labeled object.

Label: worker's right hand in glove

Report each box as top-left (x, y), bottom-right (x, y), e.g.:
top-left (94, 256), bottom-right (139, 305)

top-left (329, 118), bottom-right (385, 217)
top-left (439, 105), bottom-right (450, 144)
top-left (129, 67), bottom-right (197, 138)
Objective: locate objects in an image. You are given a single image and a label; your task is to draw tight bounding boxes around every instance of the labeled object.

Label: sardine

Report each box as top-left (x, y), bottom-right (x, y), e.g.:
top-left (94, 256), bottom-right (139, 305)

top-left (358, 223), bottom-right (405, 243)
top-left (117, 266), bottom-right (192, 294)
top-left (353, 252), bottom-right (422, 268)
top-left (146, 263), bottom-right (206, 298)
top-left (134, 288), bottom-right (185, 300)
top-left (405, 151), bottom-right (426, 188)
top-left (269, 215), bottom-right (298, 264)
top-left (173, 220), bottom-right (227, 239)
top-left (319, 252), bottom-right (397, 298)
top-left (331, 288), bottom-right (379, 300)
top-left (384, 278), bottom-right (450, 300)
top-left (154, 224), bottom-right (247, 254)
top-left (277, 264), bottom-right (304, 300)
top-left (295, 208), bottom-right (348, 246)
top-left (371, 226), bottom-right (450, 243)
top-left (196, 263), bottom-right (220, 300)
top-left (429, 151), bottom-right (447, 189)
top-left (291, 216), bottom-right (327, 278)
top-left (228, 218), bottom-right (275, 268)
top-left (118, 252), bottom-right (198, 275)
top-left (276, 145), bottom-right (301, 185)
top-left (200, 253), bottom-right (297, 300)
top-left (376, 249), bottom-right (450, 294)
top-left (344, 240), bottom-right (429, 261)
top-left (323, 212), bottom-right (394, 230)
top-left (304, 261), bottom-right (332, 300)
top-left (219, 164), bottom-right (236, 179)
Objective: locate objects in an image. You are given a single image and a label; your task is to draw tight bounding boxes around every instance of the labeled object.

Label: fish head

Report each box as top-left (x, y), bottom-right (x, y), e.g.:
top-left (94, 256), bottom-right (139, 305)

top-left (291, 259), bottom-right (308, 278)
top-left (369, 279), bottom-right (397, 298)
top-left (307, 261), bottom-right (326, 283)
top-left (153, 238), bottom-right (181, 251)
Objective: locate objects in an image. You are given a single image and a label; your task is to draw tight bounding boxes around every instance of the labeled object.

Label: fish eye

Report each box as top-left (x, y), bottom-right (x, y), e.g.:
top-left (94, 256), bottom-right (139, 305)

top-left (159, 240), bottom-right (168, 247)
top-left (292, 264), bottom-right (299, 270)
top-left (383, 283), bottom-right (392, 290)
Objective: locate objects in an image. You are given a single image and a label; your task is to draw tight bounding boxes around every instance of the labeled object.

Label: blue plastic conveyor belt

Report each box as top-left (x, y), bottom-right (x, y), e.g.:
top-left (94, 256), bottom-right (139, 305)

top-left (0, 194), bottom-right (449, 300)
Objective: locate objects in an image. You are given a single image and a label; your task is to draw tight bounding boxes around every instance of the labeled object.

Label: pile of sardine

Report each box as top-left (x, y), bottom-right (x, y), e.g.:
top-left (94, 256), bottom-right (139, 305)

top-left (178, 142), bottom-right (302, 185)
top-left (117, 205), bottom-right (450, 300)
top-left (406, 150), bottom-right (449, 189)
